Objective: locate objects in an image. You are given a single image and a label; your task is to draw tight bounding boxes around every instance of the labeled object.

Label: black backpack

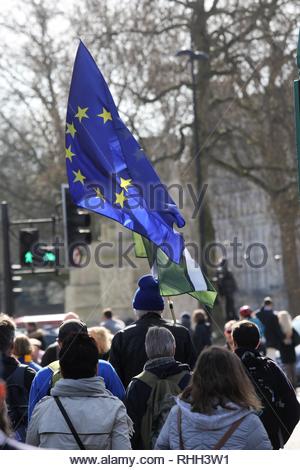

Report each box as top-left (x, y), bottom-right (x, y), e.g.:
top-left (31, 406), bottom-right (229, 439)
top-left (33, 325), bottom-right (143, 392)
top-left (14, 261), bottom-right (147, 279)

top-left (5, 365), bottom-right (29, 442)
top-left (243, 355), bottom-right (286, 446)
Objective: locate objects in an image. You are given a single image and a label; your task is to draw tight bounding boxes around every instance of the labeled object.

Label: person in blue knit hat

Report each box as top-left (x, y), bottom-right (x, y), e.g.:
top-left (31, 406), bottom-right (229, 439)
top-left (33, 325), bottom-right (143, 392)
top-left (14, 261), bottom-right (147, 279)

top-left (109, 275), bottom-right (196, 388)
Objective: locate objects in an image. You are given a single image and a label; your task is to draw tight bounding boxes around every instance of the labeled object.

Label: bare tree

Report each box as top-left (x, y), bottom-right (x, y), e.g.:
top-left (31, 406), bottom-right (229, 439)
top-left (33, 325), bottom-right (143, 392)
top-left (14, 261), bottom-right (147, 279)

top-left (75, 0), bottom-right (300, 312)
top-left (1, 0), bottom-right (300, 312)
top-left (0, 0), bottom-right (70, 217)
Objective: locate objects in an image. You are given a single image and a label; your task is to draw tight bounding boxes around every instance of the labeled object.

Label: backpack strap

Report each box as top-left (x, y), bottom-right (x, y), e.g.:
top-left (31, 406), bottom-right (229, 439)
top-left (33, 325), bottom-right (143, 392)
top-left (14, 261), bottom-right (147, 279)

top-left (213, 416), bottom-right (245, 450)
top-left (177, 407), bottom-right (185, 450)
top-left (177, 409), bottom-right (245, 450)
top-left (54, 397), bottom-right (85, 450)
top-left (136, 370), bottom-right (188, 388)
top-left (48, 360), bottom-right (60, 374)
top-left (48, 361), bottom-right (61, 387)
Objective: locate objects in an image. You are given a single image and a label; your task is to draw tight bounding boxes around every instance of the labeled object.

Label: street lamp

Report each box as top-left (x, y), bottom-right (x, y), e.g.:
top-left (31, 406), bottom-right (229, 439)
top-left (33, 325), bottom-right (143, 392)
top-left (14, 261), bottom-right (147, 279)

top-left (176, 49), bottom-right (209, 272)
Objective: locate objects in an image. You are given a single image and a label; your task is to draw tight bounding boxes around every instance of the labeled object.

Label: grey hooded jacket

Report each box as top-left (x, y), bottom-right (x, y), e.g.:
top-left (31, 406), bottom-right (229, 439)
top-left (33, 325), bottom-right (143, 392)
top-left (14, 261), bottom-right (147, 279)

top-left (26, 376), bottom-right (132, 450)
top-left (155, 399), bottom-right (272, 450)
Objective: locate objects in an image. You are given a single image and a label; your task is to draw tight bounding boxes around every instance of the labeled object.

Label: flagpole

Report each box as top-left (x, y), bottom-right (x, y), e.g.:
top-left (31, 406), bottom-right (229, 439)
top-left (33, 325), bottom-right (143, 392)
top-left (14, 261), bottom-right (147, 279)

top-left (167, 297), bottom-right (176, 325)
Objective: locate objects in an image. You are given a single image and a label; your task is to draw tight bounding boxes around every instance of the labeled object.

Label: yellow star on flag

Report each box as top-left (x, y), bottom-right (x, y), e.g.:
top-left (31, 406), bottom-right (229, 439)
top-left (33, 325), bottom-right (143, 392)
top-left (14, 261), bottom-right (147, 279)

top-left (72, 169), bottom-right (86, 185)
top-left (66, 122), bottom-right (77, 138)
top-left (75, 106), bottom-right (89, 122)
top-left (97, 107), bottom-right (112, 124)
top-left (115, 190), bottom-right (127, 208)
top-left (120, 177), bottom-right (132, 192)
top-left (65, 145), bottom-right (76, 162)
top-left (95, 187), bottom-right (105, 201)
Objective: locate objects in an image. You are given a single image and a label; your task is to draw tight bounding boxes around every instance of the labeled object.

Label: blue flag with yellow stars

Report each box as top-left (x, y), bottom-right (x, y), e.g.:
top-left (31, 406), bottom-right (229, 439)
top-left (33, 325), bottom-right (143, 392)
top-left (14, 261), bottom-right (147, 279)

top-left (65, 41), bottom-right (185, 263)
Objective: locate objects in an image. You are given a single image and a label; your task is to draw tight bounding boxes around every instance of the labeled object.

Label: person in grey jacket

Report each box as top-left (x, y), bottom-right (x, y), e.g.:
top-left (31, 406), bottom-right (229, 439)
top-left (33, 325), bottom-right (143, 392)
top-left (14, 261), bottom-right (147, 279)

top-left (26, 334), bottom-right (132, 450)
top-left (155, 346), bottom-right (272, 450)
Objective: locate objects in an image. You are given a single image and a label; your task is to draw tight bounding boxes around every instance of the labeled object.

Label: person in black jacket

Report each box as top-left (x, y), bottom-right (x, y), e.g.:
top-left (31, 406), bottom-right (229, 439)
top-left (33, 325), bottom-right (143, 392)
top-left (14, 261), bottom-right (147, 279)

top-left (232, 320), bottom-right (300, 449)
top-left (109, 275), bottom-right (196, 388)
top-left (215, 258), bottom-right (238, 321)
top-left (0, 314), bottom-right (36, 442)
top-left (192, 309), bottom-right (211, 357)
top-left (126, 326), bottom-right (191, 449)
top-left (0, 363), bottom-right (36, 450)
top-left (256, 297), bottom-right (283, 360)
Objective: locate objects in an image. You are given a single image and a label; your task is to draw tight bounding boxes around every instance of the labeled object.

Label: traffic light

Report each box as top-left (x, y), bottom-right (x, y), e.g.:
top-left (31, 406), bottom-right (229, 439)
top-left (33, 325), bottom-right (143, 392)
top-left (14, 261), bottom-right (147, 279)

top-left (19, 228), bottom-right (39, 267)
top-left (62, 186), bottom-right (92, 255)
top-left (35, 243), bottom-right (57, 267)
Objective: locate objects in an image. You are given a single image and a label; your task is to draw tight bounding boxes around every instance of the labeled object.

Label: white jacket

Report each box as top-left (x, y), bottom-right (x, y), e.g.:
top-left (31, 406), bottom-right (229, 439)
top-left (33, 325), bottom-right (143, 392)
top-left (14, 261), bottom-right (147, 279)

top-left (26, 376), bottom-right (132, 450)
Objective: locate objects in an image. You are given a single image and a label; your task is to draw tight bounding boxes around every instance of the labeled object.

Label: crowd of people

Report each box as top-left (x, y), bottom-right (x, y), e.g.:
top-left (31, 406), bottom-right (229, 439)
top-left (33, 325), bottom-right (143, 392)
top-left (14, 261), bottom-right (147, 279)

top-left (0, 274), bottom-right (300, 450)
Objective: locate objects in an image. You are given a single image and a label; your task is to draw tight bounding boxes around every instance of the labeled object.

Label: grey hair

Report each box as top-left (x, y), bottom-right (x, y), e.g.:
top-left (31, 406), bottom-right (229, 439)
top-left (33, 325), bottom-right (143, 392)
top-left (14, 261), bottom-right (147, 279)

top-left (145, 326), bottom-right (176, 359)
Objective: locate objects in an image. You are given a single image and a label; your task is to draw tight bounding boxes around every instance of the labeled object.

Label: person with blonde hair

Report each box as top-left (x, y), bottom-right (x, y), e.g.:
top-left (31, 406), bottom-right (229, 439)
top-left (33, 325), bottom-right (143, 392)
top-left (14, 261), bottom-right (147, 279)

top-left (223, 320), bottom-right (236, 351)
top-left (13, 335), bottom-right (41, 372)
top-left (155, 346), bottom-right (271, 450)
top-left (278, 311), bottom-right (300, 387)
top-left (88, 326), bottom-right (112, 360)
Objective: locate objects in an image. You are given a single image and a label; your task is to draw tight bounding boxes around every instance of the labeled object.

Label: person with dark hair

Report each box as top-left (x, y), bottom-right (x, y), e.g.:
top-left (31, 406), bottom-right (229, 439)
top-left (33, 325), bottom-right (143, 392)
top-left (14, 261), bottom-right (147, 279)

top-left (126, 326), bottom-right (191, 449)
top-left (179, 312), bottom-right (191, 331)
top-left (100, 308), bottom-right (125, 335)
top-left (29, 319), bottom-right (125, 420)
top-left (155, 346), bottom-right (271, 450)
top-left (232, 320), bottom-right (300, 449)
top-left (26, 334), bottom-right (132, 449)
top-left (41, 312), bottom-right (79, 367)
top-left (110, 275), bottom-right (196, 388)
top-left (239, 305), bottom-right (266, 354)
top-left (0, 314), bottom-right (36, 442)
top-left (192, 309), bottom-right (211, 356)
top-left (256, 297), bottom-right (283, 360)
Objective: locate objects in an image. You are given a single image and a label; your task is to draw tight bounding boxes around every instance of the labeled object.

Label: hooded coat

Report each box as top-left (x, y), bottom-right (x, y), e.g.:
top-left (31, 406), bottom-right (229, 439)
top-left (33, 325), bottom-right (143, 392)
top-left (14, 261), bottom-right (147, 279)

top-left (155, 400), bottom-right (272, 450)
top-left (126, 357), bottom-right (191, 449)
top-left (28, 359), bottom-right (125, 420)
top-left (26, 376), bottom-right (132, 450)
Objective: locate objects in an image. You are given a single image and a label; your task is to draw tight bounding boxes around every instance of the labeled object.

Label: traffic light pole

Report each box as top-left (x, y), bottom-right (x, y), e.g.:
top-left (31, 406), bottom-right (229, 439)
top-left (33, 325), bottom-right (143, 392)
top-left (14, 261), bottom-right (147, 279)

top-left (1, 202), bottom-right (14, 315)
top-left (61, 184), bottom-right (70, 268)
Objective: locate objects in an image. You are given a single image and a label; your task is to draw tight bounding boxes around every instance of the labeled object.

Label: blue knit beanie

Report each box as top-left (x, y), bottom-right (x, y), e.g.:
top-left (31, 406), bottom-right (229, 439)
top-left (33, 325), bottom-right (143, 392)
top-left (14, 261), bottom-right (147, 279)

top-left (133, 275), bottom-right (164, 311)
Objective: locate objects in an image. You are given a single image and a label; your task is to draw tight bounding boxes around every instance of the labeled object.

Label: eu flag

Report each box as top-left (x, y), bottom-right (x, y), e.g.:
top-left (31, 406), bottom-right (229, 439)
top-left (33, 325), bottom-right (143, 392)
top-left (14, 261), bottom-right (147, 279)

top-left (65, 41), bottom-right (185, 263)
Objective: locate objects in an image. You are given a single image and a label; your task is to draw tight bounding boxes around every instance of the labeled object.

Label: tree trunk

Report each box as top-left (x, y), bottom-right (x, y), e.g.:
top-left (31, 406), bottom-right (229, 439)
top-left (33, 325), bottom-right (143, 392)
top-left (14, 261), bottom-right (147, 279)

top-left (272, 197), bottom-right (300, 316)
top-left (191, 0), bottom-right (216, 269)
